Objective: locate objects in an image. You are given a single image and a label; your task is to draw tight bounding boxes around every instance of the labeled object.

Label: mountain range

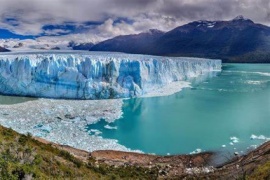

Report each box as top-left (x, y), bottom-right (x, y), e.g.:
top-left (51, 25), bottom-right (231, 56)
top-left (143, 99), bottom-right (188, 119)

top-left (0, 16), bottom-right (269, 63)
top-left (90, 16), bottom-right (270, 63)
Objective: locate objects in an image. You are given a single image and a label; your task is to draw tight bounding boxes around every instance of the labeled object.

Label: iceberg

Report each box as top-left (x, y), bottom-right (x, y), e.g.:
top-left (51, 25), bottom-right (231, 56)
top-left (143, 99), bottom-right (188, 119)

top-left (0, 51), bottom-right (221, 99)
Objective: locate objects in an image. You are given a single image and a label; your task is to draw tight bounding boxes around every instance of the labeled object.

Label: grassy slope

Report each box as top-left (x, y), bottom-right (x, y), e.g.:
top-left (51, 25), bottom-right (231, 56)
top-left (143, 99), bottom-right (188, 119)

top-left (1, 124), bottom-right (270, 179)
top-left (248, 162), bottom-right (270, 179)
top-left (0, 126), bottom-right (157, 179)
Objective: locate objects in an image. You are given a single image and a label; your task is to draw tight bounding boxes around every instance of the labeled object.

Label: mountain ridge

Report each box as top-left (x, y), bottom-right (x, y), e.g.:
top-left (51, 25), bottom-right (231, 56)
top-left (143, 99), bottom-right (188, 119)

top-left (90, 16), bottom-right (270, 63)
top-left (0, 46), bottom-right (10, 52)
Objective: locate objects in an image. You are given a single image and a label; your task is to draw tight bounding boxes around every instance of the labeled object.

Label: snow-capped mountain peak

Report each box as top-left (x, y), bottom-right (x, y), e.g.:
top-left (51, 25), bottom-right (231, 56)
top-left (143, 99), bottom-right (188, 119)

top-left (232, 15), bottom-right (251, 21)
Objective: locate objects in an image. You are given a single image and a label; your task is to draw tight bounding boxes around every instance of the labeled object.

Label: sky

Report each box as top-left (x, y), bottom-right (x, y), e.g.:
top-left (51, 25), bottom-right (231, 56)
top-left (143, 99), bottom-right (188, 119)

top-left (0, 0), bottom-right (269, 42)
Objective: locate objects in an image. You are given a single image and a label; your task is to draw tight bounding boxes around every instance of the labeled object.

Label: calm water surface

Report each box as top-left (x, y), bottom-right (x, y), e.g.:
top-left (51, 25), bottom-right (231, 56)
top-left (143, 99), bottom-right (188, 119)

top-left (0, 95), bottom-right (35, 105)
top-left (88, 64), bottom-right (270, 161)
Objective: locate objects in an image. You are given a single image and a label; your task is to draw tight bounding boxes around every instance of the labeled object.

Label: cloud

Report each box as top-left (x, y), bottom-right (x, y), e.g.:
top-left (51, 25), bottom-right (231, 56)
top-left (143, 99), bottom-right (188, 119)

top-left (0, 0), bottom-right (268, 41)
top-left (37, 13), bottom-right (181, 44)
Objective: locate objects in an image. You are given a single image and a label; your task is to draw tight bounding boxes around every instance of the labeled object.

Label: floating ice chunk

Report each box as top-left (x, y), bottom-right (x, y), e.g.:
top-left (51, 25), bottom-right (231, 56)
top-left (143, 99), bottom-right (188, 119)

top-left (250, 134), bottom-right (257, 140)
top-left (104, 124), bottom-right (117, 130)
top-left (250, 134), bottom-right (270, 140)
top-left (230, 142), bottom-right (234, 146)
top-left (230, 137), bottom-right (239, 143)
top-left (89, 129), bottom-right (102, 136)
top-left (246, 80), bottom-right (264, 85)
top-left (190, 148), bottom-right (202, 154)
top-left (71, 117), bottom-right (81, 123)
top-left (222, 145), bottom-right (226, 148)
top-left (250, 145), bottom-right (258, 149)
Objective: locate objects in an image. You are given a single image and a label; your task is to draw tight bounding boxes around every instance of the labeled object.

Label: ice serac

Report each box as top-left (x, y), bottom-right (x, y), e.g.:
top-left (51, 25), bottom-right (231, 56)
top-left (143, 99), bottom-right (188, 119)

top-left (0, 51), bottom-right (221, 99)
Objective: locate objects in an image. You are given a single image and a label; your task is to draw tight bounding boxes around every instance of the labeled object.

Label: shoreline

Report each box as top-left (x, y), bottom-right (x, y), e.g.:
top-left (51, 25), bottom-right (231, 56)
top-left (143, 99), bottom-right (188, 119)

top-left (34, 136), bottom-right (215, 177)
top-left (34, 135), bottom-right (270, 178)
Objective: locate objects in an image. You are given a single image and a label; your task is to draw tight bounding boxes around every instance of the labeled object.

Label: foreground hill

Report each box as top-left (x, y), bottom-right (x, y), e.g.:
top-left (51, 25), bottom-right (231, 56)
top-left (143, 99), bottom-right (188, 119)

top-left (0, 126), bottom-right (156, 179)
top-left (91, 16), bottom-right (270, 63)
top-left (1, 124), bottom-right (270, 179)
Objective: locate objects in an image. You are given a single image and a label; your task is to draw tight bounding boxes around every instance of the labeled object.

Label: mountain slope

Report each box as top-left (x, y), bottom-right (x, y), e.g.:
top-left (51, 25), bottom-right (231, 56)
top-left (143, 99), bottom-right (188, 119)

top-left (91, 16), bottom-right (270, 63)
top-left (0, 46), bottom-right (10, 52)
top-left (91, 29), bottom-right (164, 54)
top-left (68, 41), bottom-right (94, 50)
top-left (0, 126), bottom-right (156, 179)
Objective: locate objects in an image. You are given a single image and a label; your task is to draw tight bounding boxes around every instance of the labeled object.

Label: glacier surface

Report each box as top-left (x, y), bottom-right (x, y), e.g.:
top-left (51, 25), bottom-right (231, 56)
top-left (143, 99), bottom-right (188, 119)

top-left (0, 51), bottom-right (221, 99)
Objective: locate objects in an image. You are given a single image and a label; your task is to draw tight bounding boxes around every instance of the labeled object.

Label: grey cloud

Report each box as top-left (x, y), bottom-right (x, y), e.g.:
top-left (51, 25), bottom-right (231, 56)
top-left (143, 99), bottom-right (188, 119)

top-left (0, 0), bottom-right (268, 38)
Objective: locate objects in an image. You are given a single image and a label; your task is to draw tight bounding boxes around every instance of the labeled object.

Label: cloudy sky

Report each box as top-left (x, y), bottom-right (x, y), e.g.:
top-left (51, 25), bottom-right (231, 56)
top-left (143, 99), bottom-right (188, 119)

top-left (0, 0), bottom-right (269, 42)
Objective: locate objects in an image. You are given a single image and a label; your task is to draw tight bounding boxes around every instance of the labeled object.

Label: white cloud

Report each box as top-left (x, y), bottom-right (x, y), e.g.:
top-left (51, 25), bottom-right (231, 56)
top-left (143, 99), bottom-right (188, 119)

top-left (38, 13), bottom-right (182, 44)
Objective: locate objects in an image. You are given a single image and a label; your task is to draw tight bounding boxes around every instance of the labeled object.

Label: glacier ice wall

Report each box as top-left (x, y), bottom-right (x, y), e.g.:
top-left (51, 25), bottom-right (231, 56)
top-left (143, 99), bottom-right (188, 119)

top-left (0, 51), bottom-right (221, 99)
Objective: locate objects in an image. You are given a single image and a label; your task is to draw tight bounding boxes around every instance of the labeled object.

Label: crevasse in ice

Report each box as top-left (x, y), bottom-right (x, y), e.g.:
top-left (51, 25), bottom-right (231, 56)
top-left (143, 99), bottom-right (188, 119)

top-left (0, 51), bottom-right (221, 99)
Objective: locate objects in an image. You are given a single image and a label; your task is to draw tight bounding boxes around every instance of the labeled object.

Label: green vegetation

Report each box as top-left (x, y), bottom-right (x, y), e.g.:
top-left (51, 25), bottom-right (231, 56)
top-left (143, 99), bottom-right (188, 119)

top-left (3, 124), bottom-right (269, 180)
top-left (0, 126), bottom-right (156, 179)
top-left (247, 161), bottom-right (270, 180)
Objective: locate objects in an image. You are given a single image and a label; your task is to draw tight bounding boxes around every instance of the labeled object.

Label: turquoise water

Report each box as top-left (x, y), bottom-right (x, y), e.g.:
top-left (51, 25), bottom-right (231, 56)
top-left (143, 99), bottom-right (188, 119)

top-left (0, 95), bottom-right (35, 104)
top-left (88, 64), bottom-right (270, 160)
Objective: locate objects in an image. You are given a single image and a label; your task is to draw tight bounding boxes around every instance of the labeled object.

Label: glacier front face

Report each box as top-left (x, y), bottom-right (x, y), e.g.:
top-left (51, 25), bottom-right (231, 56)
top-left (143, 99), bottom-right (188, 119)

top-left (0, 51), bottom-right (221, 99)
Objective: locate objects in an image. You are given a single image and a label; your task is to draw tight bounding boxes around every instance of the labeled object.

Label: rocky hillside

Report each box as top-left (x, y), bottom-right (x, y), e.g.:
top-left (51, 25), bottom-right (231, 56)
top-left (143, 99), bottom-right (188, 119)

top-left (1, 124), bottom-right (270, 179)
top-left (91, 142), bottom-right (270, 179)
top-left (0, 126), bottom-right (156, 179)
top-left (91, 16), bottom-right (270, 63)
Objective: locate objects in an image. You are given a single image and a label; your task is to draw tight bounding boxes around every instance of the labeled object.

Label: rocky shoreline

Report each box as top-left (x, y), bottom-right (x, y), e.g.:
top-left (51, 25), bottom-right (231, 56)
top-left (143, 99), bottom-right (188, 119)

top-left (35, 136), bottom-right (270, 179)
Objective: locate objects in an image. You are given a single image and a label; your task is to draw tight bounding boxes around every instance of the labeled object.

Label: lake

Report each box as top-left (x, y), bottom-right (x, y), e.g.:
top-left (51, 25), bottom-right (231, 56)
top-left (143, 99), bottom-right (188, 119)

top-left (0, 63), bottom-right (269, 164)
top-left (88, 63), bottom-right (270, 162)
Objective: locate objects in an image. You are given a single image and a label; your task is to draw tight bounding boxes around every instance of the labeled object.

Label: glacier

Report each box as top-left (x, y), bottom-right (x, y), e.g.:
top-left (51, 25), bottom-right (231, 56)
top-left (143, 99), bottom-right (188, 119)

top-left (0, 51), bottom-right (221, 99)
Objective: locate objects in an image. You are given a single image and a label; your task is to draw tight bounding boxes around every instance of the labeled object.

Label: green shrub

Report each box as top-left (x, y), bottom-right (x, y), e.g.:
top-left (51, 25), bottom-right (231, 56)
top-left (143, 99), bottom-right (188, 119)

top-left (2, 128), bottom-right (15, 138)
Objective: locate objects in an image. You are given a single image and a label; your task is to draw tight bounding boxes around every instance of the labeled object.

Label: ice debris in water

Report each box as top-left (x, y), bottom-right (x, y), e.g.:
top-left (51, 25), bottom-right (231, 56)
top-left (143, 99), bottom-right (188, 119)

top-left (0, 98), bottom-right (141, 153)
top-left (250, 145), bottom-right (258, 149)
top-left (250, 134), bottom-right (270, 140)
top-left (190, 148), bottom-right (202, 154)
top-left (89, 129), bottom-right (102, 136)
top-left (230, 137), bottom-right (239, 144)
top-left (104, 124), bottom-right (117, 130)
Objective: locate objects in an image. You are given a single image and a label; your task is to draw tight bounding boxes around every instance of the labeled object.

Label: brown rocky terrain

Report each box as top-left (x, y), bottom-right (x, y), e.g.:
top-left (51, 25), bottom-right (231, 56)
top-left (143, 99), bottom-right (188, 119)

top-left (36, 136), bottom-right (270, 179)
